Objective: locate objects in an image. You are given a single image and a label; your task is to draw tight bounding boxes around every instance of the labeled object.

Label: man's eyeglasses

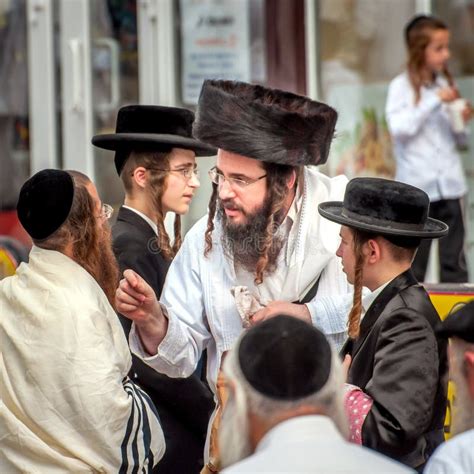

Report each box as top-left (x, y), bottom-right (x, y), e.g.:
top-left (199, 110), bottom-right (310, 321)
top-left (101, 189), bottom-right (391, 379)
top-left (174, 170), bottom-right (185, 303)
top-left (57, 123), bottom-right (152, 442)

top-left (208, 166), bottom-right (267, 189)
top-left (100, 203), bottom-right (114, 220)
top-left (147, 167), bottom-right (200, 181)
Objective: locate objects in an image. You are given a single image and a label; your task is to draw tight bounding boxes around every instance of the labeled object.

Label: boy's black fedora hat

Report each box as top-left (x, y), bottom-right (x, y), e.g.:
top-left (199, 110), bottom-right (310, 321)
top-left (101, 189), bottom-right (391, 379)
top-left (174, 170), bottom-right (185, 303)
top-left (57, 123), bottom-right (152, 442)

top-left (318, 177), bottom-right (448, 238)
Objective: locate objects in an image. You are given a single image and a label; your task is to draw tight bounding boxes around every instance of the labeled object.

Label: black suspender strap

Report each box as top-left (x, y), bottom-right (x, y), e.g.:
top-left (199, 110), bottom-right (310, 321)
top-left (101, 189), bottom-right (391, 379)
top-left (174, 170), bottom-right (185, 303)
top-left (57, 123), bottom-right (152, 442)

top-left (293, 275), bottom-right (321, 305)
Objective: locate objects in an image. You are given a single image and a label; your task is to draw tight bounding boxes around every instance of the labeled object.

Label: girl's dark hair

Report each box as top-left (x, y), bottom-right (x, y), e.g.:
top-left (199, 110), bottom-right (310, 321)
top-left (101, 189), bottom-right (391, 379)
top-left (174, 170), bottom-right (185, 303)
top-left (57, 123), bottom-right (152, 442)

top-left (405, 15), bottom-right (454, 103)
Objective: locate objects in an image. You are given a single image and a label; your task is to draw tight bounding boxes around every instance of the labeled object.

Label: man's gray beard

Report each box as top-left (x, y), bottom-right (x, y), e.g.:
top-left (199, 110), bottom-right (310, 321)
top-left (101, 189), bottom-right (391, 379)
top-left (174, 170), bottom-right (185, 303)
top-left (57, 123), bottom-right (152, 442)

top-left (451, 359), bottom-right (474, 436)
top-left (219, 387), bottom-right (253, 469)
top-left (217, 203), bottom-right (284, 274)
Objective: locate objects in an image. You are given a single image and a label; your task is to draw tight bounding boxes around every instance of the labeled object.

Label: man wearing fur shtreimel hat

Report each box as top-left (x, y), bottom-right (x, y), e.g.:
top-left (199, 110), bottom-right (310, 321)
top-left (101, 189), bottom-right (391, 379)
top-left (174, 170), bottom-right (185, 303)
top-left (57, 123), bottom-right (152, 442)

top-left (115, 80), bottom-right (352, 470)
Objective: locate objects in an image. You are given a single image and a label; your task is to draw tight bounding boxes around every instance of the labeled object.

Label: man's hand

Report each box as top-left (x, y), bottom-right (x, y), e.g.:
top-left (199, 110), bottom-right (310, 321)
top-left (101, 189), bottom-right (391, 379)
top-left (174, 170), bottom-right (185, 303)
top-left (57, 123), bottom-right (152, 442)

top-left (437, 86), bottom-right (458, 103)
top-left (115, 269), bottom-right (168, 355)
top-left (462, 101), bottom-right (473, 123)
top-left (249, 301), bottom-right (312, 326)
top-left (342, 354), bottom-right (352, 382)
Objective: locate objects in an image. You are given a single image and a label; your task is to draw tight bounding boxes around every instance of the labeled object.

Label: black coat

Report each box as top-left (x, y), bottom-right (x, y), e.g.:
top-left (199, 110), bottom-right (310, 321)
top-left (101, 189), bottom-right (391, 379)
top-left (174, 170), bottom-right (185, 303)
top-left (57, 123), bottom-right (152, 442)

top-left (341, 269), bottom-right (448, 469)
top-left (113, 207), bottom-right (214, 474)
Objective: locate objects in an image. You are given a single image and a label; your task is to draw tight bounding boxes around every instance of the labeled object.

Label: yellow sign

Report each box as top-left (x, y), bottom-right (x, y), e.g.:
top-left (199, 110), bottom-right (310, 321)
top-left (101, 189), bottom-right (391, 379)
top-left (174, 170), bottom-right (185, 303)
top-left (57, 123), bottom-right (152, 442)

top-left (0, 248), bottom-right (17, 280)
top-left (427, 287), bottom-right (474, 440)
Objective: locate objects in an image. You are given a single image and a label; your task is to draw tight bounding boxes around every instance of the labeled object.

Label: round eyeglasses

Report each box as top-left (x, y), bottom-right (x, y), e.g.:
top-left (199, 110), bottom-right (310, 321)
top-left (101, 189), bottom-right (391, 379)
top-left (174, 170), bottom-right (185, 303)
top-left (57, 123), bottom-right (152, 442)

top-left (208, 166), bottom-right (267, 189)
top-left (147, 167), bottom-right (200, 181)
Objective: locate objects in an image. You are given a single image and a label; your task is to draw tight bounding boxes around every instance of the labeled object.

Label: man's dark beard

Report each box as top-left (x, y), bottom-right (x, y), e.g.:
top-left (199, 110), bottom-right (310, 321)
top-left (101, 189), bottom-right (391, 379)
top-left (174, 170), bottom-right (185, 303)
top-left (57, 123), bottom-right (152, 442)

top-left (218, 200), bottom-right (284, 274)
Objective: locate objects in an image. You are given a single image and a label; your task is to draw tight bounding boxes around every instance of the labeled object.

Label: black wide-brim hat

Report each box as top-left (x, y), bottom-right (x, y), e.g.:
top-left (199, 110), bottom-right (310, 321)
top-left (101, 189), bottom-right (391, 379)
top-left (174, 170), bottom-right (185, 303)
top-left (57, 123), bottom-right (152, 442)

top-left (193, 80), bottom-right (338, 166)
top-left (319, 177), bottom-right (448, 238)
top-left (92, 105), bottom-right (216, 174)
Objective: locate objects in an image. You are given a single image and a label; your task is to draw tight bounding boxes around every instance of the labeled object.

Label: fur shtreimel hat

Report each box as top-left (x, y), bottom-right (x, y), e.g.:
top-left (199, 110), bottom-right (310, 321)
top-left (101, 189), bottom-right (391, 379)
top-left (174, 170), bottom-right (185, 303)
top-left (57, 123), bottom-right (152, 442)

top-left (193, 80), bottom-right (338, 166)
top-left (17, 169), bottom-right (74, 241)
top-left (318, 177), bottom-right (449, 239)
top-left (92, 105), bottom-right (217, 174)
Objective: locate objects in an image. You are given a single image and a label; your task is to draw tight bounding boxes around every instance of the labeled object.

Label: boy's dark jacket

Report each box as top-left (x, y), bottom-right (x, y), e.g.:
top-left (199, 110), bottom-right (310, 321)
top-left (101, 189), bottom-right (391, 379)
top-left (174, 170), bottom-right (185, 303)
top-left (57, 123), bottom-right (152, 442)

top-left (341, 269), bottom-right (448, 469)
top-left (113, 206), bottom-right (214, 474)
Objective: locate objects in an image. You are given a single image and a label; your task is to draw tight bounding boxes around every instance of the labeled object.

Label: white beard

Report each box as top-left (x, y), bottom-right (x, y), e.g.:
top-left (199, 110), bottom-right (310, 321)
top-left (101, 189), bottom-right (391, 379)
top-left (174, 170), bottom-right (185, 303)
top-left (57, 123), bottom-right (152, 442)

top-left (219, 386), bottom-right (253, 469)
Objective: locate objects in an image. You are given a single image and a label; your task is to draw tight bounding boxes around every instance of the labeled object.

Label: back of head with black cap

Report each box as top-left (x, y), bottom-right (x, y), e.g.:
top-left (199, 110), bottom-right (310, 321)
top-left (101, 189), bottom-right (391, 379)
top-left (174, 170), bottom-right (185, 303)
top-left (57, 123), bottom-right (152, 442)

top-left (17, 169), bottom-right (75, 241)
top-left (223, 315), bottom-right (347, 430)
top-left (238, 315), bottom-right (332, 400)
top-left (219, 316), bottom-right (348, 470)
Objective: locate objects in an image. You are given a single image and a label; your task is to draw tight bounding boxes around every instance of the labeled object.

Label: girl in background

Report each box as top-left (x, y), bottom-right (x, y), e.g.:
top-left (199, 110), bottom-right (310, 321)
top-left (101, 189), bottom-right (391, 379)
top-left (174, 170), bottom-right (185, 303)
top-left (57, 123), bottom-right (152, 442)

top-left (386, 15), bottom-right (473, 283)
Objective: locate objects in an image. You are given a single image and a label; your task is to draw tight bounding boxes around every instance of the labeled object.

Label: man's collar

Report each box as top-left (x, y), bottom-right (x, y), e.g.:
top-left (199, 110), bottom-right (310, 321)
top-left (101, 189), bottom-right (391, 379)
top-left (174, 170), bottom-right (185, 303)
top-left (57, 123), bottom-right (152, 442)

top-left (283, 171), bottom-right (304, 227)
top-left (361, 280), bottom-right (391, 314)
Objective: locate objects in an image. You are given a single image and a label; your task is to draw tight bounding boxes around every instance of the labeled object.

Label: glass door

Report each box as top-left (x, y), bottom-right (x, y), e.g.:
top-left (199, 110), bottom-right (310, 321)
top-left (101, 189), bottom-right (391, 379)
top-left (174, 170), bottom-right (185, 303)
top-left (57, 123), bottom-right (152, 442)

top-left (59, 0), bottom-right (140, 208)
top-left (0, 0), bottom-right (31, 248)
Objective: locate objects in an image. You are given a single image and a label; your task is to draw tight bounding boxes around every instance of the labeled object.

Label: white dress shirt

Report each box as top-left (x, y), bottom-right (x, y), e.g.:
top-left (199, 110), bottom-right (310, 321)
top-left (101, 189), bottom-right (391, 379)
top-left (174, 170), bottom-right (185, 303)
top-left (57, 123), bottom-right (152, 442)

top-left (386, 72), bottom-right (467, 201)
top-left (361, 280), bottom-right (390, 319)
top-left (222, 415), bottom-right (414, 473)
top-left (130, 167), bottom-right (352, 393)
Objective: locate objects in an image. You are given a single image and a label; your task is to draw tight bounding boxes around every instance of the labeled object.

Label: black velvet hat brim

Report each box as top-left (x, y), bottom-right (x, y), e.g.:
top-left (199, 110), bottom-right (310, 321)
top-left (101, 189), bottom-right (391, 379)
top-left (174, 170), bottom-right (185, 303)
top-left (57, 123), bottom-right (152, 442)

top-left (319, 201), bottom-right (448, 238)
top-left (92, 133), bottom-right (216, 156)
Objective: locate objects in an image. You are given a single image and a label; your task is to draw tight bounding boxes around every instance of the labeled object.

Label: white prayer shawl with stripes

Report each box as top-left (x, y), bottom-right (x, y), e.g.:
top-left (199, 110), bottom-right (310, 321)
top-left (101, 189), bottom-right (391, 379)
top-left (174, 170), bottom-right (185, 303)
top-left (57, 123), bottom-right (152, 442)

top-left (0, 247), bottom-right (165, 473)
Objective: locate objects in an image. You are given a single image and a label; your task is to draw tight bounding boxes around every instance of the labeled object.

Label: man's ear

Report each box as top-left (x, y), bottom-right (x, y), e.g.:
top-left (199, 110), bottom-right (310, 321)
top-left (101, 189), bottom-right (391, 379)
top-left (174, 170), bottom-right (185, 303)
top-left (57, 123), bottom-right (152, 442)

top-left (366, 239), bottom-right (381, 264)
top-left (464, 350), bottom-right (474, 400)
top-left (132, 167), bottom-right (148, 189)
top-left (287, 169), bottom-right (298, 190)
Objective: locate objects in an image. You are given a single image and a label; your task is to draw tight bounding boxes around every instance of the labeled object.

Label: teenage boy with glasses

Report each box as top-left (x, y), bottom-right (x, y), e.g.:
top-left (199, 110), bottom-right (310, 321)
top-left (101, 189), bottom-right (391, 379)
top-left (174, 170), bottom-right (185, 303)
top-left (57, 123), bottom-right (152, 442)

top-left (92, 105), bottom-right (216, 474)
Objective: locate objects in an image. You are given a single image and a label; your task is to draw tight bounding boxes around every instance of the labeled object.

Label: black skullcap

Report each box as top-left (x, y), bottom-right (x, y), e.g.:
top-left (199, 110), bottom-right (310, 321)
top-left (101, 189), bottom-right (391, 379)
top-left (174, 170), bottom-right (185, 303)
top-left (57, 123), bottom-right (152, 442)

top-left (17, 169), bottom-right (74, 240)
top-left (436, 300), bottom-right (474, 343)
top-left (238, 315), bottom-right (332, 400)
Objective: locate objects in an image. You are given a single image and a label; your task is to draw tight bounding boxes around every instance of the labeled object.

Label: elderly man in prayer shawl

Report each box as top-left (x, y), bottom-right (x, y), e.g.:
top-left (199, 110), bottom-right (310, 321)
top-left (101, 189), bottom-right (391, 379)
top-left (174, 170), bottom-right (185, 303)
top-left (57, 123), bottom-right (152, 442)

top-left (0, 170), bottom-right (165, 472)
top-left (218, 315), bottom-right (414, 473)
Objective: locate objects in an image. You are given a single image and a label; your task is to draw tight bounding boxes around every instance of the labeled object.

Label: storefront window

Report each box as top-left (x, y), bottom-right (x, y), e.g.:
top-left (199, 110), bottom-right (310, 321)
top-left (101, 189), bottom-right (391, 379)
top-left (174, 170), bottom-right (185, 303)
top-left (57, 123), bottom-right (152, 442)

top-left (318, 0), bottom-right (417, 179)
top-left (92, 0), bottom-right (139, 209)
top-left (0, 0), bottom-right (31, 249)
top-left (177, 0), bottom-right (307, 231)
top-left (0, 1), bottom-right (29, 212)
top-left (177, 0), bottom-right (306, 106)
top-left (433, 0), bottom-right (474, 279)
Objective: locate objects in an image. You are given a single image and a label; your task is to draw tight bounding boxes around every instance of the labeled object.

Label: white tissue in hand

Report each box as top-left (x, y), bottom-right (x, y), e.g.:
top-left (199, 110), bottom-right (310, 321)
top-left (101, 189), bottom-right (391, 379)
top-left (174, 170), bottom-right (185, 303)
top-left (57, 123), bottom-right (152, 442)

top-left (230, 286), bottom-right (264, 328)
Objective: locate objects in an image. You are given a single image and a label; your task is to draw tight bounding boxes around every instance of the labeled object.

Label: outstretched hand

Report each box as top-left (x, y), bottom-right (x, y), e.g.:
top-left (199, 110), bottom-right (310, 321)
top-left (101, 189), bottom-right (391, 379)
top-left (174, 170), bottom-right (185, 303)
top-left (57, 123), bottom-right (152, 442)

top-left (115, 269), bottom-right (168, 355)
top-left (116, 269), bottom-right (158, 323)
